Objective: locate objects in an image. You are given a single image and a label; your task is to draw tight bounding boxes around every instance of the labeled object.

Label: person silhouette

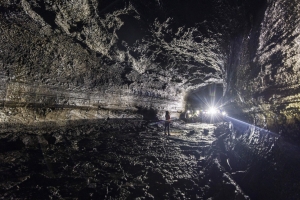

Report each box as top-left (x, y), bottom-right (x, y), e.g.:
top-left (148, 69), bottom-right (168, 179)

top-left (164, 111), bottom-right (171, 136)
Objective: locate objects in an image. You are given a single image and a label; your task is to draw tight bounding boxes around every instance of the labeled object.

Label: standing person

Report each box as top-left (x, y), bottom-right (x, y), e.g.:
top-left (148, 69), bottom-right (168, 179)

top-left (164, 111), bottom-right (171, 136)
top-left (185, 111), bottom-right (189, 123)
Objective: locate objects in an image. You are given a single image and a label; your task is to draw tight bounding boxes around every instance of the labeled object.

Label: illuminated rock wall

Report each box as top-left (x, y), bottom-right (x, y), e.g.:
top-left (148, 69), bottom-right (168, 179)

top-left (1, 0), bottom-right (299, 135)
top-left (0, 0), bottom-right (232, 125)
top-left (231, 0), bottom-right (300, 139)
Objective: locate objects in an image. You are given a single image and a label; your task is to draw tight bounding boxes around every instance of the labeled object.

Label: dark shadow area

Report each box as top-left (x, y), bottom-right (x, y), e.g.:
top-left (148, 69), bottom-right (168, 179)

top-left (214, 121), bottom-right (300, 200)
top-left (136, 107), bottom-right (158, 121)
top-left (116, 15), bottom-right (146, 45)
top-left (97, 0), bottom-right (129, 16)
top-left (29, 1), bottom-right (57, 29)
top-left (0, 138), bottom-right (24, 153)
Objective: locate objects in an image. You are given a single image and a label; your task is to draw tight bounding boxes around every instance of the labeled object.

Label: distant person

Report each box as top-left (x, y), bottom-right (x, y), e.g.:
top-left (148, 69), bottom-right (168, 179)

top-left (164, 111), bottom-right (171, 136)
top-left (185, 111), bottom-right (189, 123)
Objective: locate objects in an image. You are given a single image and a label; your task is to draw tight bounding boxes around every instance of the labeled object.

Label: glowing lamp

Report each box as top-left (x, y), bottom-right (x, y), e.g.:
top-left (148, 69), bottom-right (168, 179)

top-left (208, 107), bottom-right (217, 115)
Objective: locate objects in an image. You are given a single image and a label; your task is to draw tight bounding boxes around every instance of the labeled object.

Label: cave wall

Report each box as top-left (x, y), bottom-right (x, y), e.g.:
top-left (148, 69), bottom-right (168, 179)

top-left (230, 0), bottom-right (300, 138)
top-left (214, 121), bottom-right (300, 200)
top-left (2, 0), bottom-right (298, 131)
top-left (0, 0), bottom-right (248, 125)
top-left (0, 0), bottom-right (194, 125)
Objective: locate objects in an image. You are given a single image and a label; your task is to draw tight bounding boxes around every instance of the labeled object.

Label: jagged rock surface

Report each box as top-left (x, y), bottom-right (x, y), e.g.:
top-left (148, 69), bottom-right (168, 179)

top-left (0, 0), bottom-right (256, 125)
top-left (1, 120), bottom-right (299, 199)
top-left (230, 0), bottom-right (300, 140)
top-left (0, 0), bottom-right (299, 139)
top-left (1, 0), bottom-right (300, 199)
top-left (0, 121), bottom-right (246, 199)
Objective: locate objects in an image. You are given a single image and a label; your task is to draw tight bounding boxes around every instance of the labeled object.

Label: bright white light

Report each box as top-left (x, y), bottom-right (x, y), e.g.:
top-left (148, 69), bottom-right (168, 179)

top-left (222, 111), bottom-right (227, 116)
top-left (187, 110), bottom-right (190, 113)
top-left (208, 107), bottom-right (217, 115)
top-left (196, 110), bottom-right (199, 114)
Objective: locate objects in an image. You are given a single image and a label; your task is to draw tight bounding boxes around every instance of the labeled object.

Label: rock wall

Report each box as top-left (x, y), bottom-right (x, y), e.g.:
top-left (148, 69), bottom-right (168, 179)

top-left (0, 0), bottom-right (249, 126)
top-left (1, 0), bottom-right (195, 125)
top-left (214, 119), bottom-right (300, 200)
top-left (2, 0), bottom-right (299, 133)
top-left (230, 0), bottom-right (300, 139)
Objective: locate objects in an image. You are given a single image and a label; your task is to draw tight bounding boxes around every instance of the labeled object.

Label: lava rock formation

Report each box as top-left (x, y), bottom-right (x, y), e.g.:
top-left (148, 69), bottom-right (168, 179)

top-left (1, 0), bottom-right (300, 199)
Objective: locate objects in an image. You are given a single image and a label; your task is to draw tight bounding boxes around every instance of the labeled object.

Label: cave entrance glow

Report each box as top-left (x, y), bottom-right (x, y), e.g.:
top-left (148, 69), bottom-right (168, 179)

top-left (186, 84), bottom-right (224, 112)
top-left (184, 84), bottom-right (225, 123)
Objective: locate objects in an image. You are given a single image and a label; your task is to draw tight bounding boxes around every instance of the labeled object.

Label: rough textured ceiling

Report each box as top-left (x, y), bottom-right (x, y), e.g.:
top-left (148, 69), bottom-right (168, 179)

top-left (3, 0), bottom-right (246, 88)
top-left (1, 0), bottom-right (300, 137)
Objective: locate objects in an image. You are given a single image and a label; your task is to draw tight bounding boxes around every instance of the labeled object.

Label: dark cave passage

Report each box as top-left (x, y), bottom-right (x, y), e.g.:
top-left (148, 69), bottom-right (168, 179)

top-left (186, 84), bottom-right (224, 111)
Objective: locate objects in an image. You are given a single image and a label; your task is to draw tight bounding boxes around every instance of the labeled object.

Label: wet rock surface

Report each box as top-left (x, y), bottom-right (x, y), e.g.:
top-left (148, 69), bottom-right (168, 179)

top-left (1, 119), bottom-right (299, 199)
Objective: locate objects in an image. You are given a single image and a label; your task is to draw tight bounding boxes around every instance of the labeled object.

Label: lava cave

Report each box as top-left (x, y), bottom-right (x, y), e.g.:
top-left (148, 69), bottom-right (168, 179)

top-left (1, 0), bottom-right (300, 199)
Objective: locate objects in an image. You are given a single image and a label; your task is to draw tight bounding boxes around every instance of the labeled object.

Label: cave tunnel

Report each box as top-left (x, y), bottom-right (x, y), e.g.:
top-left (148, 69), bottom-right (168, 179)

top-left (186, 84), bottom-right (224, 111)
top-left (1, 0), bottom-right (300, 199)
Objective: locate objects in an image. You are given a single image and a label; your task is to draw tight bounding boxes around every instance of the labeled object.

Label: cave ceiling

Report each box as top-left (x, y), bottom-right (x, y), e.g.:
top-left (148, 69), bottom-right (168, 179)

top-left (0, 0), bottom-right (261, 93)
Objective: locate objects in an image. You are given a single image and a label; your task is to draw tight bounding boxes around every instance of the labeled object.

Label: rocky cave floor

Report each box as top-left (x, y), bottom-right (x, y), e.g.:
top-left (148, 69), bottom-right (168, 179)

top-left (0, 119), bottom-right (299, 200)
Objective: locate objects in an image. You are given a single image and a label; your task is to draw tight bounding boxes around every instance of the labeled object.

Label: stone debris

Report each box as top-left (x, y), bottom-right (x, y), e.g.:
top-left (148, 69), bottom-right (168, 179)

top-left (0, 120), bottom-right (250, 200)
top-left (1, 119), bottom-right (299, 199)
top-left (0, 119), bottom-right (300, 200)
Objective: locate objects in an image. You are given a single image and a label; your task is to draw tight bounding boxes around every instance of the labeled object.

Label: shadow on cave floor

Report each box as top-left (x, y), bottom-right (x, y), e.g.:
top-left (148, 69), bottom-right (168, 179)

top-left (0, 119), bottom-right (299, 199)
